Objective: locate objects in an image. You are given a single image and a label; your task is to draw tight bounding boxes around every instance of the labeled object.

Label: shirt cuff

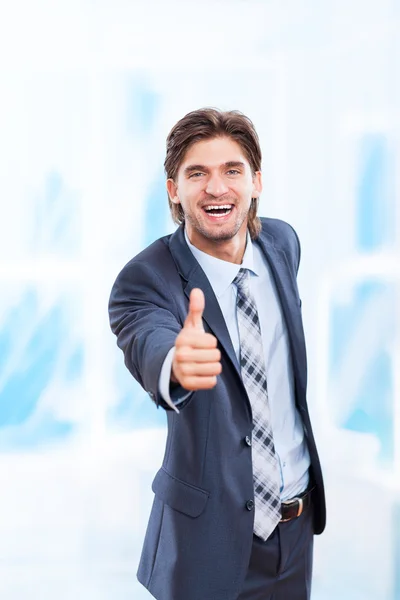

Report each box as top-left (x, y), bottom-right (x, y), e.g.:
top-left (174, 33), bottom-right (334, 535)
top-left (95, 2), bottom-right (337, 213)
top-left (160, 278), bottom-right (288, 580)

top-left (159, 347), bottom-right (192, 413)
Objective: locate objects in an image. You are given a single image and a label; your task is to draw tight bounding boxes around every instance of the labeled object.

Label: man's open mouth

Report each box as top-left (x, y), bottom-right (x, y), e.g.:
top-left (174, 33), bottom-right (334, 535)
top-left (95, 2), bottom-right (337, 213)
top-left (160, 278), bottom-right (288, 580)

top-left (202, 204), bottom-right (234, 217)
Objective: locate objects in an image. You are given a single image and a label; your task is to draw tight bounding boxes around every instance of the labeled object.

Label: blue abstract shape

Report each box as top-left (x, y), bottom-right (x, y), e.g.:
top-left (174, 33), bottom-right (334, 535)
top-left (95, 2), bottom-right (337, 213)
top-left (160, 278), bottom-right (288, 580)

top-left (126, 77), bottom-right (160, 137)
top-left (65, 345), bottom-right (84, 381)
top-left (0, 289), bottom-right (82, 446)
top-left (44, 170), bottom-right (63, 209)
top-left (330, 281), bottom-right (395, 465)
top-left (144, 170), bottom-right (170, 246)
top-left (32, 170), bottom-right (81, 256)
top-left (0, 417), bottom-right (74, 450)
top-left (329, 132), bottom-right (396, 467)
top-left (356, 134), bottom-right (393, 251)
top-left (329, 282), bottom-right (386, 370)
top-left (343, 349), bottom-right (393, 464)
top-left (0, 298), bottom-right (62, 426)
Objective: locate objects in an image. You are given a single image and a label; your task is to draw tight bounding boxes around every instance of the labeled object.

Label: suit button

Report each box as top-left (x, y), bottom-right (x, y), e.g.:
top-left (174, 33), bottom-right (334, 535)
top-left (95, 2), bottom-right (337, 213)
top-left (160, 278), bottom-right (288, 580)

top-left (246, 500), bottom-right (254, 511)
top-left (244, 435), bottom-right (252, 447)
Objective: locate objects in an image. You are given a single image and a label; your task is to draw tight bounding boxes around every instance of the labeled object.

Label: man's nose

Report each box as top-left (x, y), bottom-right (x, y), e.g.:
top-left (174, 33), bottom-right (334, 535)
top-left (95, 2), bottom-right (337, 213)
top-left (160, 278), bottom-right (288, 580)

top-left (205, 174), bottom-right (229, 197)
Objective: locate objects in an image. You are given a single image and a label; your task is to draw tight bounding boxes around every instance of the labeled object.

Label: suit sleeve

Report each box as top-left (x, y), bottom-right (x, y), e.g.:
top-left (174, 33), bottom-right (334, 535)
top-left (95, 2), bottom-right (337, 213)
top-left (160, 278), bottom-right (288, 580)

top-left (159, 347), bottom-right (193, 411)
top-left (108, 259), bottom-right (192, 411)
top-left (287, 223), bottom-right (301, 274)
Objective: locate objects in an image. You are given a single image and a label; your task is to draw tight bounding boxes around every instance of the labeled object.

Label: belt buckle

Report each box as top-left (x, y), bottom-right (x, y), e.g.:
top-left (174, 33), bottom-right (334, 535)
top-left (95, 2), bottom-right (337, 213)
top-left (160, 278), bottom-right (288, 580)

top-left (280, 496), bottom-right (304, 522)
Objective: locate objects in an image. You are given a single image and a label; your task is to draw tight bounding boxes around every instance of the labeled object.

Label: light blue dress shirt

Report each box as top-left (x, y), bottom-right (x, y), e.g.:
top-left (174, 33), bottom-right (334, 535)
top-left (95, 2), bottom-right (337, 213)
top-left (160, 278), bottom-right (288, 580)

top-left (159, 230), bottom-right (310, 501)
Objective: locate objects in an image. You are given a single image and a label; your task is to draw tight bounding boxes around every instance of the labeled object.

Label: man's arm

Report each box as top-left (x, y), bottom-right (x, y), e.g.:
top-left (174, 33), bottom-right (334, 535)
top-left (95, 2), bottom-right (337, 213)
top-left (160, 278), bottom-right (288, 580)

top-left (109, 259), bottom-right (188, 410)
top-left (108, 259), bottom-right (221, 411)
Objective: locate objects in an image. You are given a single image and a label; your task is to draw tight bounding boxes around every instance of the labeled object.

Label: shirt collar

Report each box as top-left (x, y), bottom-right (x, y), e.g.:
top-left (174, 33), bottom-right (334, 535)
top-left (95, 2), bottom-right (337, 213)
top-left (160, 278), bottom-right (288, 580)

top-left (184, 228), bottom-right (259, 298)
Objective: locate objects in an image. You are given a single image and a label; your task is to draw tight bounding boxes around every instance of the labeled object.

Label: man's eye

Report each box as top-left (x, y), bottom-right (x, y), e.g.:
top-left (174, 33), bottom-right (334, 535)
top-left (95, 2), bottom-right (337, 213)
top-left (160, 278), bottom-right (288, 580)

top-left (227, 169), bottom-right (240, 175)
top-left (189, 172), bottom-right (203, 178)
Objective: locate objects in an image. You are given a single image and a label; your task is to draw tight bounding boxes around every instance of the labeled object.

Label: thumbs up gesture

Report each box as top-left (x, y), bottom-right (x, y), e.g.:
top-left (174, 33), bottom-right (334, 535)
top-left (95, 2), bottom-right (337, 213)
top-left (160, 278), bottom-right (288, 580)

top-left (172, 289), bottom-right (222, 390)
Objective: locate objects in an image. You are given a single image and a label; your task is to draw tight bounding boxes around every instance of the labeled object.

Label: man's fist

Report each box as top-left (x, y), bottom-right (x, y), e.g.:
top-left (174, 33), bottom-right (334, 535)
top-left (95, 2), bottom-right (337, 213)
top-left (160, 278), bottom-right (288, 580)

top-left (172, 288), bottom-right (222, 390)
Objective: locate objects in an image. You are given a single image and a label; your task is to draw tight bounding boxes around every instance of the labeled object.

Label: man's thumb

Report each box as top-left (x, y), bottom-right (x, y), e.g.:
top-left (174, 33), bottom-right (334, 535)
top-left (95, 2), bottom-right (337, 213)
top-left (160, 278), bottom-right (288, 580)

top-left (185, 288), bottom-right (205, 330)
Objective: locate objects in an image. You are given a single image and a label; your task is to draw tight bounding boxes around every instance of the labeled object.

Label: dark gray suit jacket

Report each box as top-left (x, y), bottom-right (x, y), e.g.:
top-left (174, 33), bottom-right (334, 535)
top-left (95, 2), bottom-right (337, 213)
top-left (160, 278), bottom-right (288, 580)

top-left (108, 217), bottom-right (326, 600)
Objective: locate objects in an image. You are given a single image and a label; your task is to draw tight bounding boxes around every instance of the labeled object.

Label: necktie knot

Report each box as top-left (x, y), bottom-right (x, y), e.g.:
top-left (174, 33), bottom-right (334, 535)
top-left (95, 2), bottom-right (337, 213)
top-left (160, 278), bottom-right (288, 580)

top-left (233, 268), bottom-right (249, 294)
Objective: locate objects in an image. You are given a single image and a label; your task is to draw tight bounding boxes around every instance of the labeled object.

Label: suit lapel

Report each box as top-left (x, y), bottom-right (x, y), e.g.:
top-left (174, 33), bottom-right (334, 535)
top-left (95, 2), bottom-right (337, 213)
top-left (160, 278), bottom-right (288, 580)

top-left (255, 232), bottom-right (307, 396)
top-left (169, 225), bottom-right (242, 380)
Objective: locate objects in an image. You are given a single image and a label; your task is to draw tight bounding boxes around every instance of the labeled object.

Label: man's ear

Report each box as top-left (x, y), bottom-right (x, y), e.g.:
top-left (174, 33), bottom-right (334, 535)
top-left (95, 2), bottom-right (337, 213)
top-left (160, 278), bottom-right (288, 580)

top-left (166, 179), bottom-right (180, 205)
top-left (252, 171), bottom-right (262, 198)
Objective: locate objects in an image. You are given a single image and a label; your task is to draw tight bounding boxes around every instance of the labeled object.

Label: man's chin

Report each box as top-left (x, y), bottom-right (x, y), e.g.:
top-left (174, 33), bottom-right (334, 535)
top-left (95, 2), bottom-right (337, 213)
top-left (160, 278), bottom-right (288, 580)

top-left (186, 214), bottom-right (246, 244)
top-left (200, 225), bottom-right (240, 242)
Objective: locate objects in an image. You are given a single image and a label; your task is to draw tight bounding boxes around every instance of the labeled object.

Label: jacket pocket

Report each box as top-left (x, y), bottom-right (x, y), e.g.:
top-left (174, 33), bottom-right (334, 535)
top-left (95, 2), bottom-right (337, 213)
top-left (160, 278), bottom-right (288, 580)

top-left (152, 467), bottom-right (210, 518)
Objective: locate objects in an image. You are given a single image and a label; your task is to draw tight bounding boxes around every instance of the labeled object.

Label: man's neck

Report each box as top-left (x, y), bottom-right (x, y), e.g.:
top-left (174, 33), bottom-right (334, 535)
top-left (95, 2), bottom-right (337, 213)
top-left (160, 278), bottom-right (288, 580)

top-left (185, 226), bottom-right (247, 265)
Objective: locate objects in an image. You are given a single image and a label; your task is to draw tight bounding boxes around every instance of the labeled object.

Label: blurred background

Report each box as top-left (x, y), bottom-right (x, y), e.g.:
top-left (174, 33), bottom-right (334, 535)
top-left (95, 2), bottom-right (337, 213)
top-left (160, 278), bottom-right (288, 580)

top-left (0, 0), bottom-right (399, 598)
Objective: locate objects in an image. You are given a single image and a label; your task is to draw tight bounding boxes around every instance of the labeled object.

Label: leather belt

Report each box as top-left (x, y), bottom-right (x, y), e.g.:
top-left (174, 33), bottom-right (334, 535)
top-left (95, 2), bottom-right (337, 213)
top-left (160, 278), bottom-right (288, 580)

top-left (280, 486), bottom-right (314, 523)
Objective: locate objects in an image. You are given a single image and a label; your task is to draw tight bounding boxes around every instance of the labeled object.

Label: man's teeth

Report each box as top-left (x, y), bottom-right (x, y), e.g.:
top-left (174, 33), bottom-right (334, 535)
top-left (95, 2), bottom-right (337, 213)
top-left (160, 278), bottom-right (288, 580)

top-left (204, 204), bottom-right (233, 214)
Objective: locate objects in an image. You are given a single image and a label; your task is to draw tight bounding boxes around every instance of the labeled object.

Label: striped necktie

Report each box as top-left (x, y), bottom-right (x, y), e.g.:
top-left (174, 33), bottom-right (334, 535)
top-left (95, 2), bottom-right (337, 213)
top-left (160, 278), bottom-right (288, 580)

top-left (233, 267), bottom-right (281, 540)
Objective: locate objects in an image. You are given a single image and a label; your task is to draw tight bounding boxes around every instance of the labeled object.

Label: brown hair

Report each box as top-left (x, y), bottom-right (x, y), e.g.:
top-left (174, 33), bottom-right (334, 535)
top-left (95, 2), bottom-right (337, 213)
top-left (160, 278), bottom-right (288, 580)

top-left (164, 108), bottom-right (262, 239)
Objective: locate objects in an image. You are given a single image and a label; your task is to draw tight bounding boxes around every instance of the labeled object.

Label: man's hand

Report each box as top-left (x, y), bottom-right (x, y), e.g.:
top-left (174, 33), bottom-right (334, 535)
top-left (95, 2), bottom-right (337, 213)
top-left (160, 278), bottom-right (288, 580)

top-left (171, 288), bottom-right (221, 390)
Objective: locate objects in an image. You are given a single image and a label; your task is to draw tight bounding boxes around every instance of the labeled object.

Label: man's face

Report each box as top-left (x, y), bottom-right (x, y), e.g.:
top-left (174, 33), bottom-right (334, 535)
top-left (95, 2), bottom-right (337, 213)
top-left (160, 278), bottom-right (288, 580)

top-left (167, 136), bottom-right (262, 251)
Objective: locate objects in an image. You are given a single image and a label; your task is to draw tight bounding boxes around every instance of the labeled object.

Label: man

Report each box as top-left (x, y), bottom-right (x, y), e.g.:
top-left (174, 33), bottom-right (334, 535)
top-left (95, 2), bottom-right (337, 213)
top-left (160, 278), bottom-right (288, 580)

top-left (109, 108), bottom-right (326, 600)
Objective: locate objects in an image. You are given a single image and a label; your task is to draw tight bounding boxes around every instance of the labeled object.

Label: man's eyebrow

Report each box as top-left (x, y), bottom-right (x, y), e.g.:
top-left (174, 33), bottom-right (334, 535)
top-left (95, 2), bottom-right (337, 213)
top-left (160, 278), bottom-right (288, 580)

top-left (183, 161), bottom-right (246, 175)
top-left (184, 164), bottom-right (209, 175)
top-left (225, 161), bottom-right (245, 169)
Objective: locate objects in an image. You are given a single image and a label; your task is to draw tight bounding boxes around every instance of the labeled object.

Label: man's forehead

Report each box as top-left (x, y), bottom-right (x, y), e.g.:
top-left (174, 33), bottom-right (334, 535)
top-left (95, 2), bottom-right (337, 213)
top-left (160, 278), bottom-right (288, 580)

top-left (180, 136), bottom-right (249, 168)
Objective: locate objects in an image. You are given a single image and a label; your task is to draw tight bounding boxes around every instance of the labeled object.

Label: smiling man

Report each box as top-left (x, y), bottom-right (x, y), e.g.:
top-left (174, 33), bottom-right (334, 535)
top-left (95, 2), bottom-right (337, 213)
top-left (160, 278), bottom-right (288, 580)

top-left (109, 108), bottom-right (326, 600)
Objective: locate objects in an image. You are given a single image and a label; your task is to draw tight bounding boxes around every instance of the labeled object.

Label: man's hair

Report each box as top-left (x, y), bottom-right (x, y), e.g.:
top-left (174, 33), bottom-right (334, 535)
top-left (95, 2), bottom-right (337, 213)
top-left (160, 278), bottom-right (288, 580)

top-left (164, 108), bottom-right (262, 239)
